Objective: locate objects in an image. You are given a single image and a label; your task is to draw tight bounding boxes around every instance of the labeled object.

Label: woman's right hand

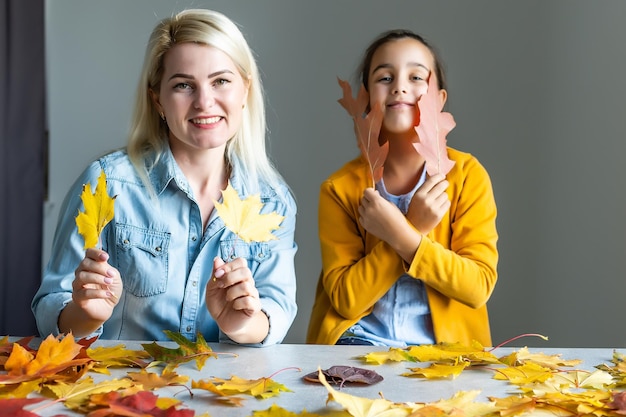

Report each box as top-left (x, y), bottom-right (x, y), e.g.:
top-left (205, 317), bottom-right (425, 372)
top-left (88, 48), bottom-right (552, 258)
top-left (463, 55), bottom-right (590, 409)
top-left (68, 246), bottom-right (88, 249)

top-left (407, 173), bottom-right (450, 234)
top-left (59, 248), bottom-right (123, 335)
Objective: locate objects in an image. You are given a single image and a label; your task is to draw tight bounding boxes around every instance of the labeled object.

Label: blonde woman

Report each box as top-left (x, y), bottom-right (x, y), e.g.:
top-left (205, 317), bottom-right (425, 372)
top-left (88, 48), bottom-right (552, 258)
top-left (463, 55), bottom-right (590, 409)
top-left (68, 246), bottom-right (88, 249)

top-left (33, 9), bottom-right (297, 345)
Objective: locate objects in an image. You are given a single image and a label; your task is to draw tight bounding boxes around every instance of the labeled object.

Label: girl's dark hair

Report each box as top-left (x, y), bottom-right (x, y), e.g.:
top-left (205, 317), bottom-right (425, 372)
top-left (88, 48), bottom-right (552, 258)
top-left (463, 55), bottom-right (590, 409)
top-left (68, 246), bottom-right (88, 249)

top-left (358, 29), bottom-right (447, 92)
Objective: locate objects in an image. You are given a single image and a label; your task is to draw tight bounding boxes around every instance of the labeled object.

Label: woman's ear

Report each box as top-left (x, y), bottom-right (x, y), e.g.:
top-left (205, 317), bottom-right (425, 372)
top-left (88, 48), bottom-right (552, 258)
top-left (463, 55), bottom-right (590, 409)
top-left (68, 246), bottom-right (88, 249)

top-left (438, 88), bottom-right (448, 111)
top-left (149, 88), bottom-right (163, 117)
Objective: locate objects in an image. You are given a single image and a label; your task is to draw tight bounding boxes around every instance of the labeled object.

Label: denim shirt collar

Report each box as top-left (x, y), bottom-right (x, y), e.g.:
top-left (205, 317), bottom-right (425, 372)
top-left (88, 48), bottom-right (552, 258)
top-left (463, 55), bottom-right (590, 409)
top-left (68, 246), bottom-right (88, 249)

top-left (146, 142), bottom-right (249, 200)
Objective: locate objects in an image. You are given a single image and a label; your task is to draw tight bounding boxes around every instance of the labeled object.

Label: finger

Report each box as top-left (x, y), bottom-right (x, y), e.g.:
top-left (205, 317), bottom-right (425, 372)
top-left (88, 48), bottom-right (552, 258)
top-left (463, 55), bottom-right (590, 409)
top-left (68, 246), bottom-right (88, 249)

top-left (85, 247), bottom-right (109, 262)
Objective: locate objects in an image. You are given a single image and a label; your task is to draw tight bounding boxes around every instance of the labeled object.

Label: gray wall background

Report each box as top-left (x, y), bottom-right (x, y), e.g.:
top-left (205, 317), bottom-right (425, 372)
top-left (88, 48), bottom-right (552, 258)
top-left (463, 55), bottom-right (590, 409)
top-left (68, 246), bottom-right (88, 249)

top-left (44, 0), bottom-right (626, 347)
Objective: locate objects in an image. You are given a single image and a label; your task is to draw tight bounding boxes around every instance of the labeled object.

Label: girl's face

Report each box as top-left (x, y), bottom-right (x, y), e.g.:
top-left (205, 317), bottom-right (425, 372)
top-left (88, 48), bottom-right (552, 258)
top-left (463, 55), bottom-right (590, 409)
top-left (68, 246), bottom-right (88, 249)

top-left (368, 38), bottom-right (446, 137)
top-left (153, 42), bottom-right (249, 154)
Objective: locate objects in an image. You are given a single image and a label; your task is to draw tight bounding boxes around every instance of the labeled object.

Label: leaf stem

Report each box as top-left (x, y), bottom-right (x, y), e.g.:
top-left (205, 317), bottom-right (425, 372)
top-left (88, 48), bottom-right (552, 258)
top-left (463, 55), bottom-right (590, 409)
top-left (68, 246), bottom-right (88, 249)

top-left (488, 333), bottom-right (549, 352)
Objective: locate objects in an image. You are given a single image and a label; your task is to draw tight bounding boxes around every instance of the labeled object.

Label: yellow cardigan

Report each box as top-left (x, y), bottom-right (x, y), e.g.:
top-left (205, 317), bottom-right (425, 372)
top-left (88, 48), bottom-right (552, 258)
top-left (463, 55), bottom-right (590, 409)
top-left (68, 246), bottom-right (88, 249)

top-left (307, 148), bottom-right (498, 346)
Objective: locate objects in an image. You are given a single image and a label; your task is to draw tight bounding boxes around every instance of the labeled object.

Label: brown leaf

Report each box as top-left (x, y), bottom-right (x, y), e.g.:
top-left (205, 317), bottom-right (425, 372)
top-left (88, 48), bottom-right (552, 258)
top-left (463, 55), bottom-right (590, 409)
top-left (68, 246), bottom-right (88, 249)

top-left (413, 74), bottom-right (455, 176)
top-left (337, 78), bottom-right (387, 184)
top-left (303, 366), bottom-right (383, 388)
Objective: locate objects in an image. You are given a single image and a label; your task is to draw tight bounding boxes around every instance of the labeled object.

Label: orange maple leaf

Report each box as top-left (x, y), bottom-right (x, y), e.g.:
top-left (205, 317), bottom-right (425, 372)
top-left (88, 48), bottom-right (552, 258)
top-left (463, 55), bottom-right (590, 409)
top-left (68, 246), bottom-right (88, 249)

top-left (4, 333), bottom-right (87, 377)
top-left (413, 74), bottom-right (456, 176)
top-left (337, 78), bottom-right (387, 184)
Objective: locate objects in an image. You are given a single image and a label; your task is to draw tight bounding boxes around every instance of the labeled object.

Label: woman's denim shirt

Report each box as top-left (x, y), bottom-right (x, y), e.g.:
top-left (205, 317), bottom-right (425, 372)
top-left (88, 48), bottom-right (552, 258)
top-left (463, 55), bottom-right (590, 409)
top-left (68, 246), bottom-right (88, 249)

top-left (32, 148), bottom-right (298, 345)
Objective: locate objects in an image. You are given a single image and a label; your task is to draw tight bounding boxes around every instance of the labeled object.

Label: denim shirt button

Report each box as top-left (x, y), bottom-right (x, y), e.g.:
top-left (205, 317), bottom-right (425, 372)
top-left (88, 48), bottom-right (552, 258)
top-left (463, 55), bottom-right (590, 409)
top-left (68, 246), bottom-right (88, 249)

top-left (123, 239), bottom-right (129, 245)
top-left (155, 246), bottom-right (162, 252)
top-left (186, 326), bottom-right (191, 332)
top-left (191, 236), bottom-right (197, 241)
top-left (192, 281), bottom-right (197, 287)
top-left (258, 253), bottom-right (264, 258)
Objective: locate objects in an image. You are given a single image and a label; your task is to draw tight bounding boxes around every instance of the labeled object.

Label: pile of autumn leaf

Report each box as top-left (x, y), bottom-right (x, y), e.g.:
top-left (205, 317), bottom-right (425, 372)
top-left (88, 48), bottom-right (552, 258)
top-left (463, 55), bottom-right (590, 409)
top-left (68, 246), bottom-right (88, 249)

top-left (1, 333), bottom-right (626, 417)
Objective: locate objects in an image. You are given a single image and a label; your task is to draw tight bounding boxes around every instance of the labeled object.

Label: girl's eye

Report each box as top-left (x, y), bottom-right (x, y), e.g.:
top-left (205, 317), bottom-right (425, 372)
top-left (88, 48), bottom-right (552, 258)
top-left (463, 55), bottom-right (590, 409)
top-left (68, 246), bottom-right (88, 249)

top-left (410, 75), bottom-right (425, 82)
top-left (376, 76), bottom-right (393, 83)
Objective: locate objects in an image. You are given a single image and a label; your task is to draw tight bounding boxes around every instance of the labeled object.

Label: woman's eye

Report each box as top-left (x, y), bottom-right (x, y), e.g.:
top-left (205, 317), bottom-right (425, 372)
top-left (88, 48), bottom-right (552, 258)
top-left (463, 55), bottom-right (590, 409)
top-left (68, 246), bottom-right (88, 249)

top-left (214, 78), bottom-right (231, 87)
top-left (174, 82), bottom-right (192, 90)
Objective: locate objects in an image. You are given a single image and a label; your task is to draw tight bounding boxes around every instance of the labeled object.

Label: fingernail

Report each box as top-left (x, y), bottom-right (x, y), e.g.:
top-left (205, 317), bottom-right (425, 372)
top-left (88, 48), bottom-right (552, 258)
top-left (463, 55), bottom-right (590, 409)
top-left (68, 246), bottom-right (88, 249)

top-left (106, 269), bottom-right (114, 277)
top-left (214, 269), bottom-right (224, 278)
top-left (104, 277), bottom-right (113, 284)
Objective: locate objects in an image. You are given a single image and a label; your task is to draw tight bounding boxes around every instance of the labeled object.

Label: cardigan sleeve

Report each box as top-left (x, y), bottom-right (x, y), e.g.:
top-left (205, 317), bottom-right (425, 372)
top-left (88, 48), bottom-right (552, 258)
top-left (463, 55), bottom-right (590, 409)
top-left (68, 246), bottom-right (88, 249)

top-left (318, 163), bottom-right (406, 320)
top-left (407, 154), bottom-right (498, 308)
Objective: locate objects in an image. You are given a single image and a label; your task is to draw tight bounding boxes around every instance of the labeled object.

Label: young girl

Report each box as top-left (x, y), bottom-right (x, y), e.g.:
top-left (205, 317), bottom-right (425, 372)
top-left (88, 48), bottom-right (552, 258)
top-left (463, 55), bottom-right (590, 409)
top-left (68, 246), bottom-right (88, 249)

top-left (307, 30), bottom-right (498, 347)
top-left (32, 9), bottom-right (297, 345)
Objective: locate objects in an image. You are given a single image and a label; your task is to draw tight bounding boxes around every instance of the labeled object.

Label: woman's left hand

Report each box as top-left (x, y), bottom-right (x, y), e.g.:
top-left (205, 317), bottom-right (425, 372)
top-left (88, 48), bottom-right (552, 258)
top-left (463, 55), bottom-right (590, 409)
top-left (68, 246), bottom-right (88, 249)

top-left (205, 256), bottom-right (268, 343)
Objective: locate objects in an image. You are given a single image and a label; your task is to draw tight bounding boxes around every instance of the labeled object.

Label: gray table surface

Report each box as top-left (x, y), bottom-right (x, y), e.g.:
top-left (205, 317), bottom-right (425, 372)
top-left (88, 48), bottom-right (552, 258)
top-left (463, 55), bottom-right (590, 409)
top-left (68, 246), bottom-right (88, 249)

top-left (10, 341), bottom-right (624, 416)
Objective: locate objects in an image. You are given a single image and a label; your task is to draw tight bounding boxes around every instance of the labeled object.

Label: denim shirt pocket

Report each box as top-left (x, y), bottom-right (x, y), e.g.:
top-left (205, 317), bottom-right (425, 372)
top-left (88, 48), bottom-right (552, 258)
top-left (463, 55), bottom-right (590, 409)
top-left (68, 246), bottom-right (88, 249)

top-left (219, 239), bottom-right (271, 273)
top-left (115, 223), bottom-right (170, 297)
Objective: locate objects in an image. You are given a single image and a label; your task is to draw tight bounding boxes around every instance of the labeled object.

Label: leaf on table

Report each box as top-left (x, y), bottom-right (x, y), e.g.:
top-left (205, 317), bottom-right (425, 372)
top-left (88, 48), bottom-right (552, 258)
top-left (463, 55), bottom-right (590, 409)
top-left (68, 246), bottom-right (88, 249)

top-left (45, 376), bottom-right (134, 411)
top-left (402, 361), bottom-right (469, 379)
top-left (84, 390), bottom-right (194, 417)
top-left (194, 374), bottom-right (292, 400)
top-left (337, 78), bottom-right (387, 184)
top-left (428, 390), bottom-right (499, 416)
top-left (2, 333), bottom-right (91, 382)
top-left (0, 380), bottom-right (41, 399)
top-left (503, 346), bottom-right (582, 370)
top-left (413, 74), bottom-right (456, 176)
top-left (191, 379), bottom-right (246, 407)
top-left (251, 404), bottom-right (330, 417)
top-left (492, 362), bottom-right (554, 385)
top-left (317, 368), bottom-right (420, 417)
top-left (406, 341), bottom-right (500, 365)
top-left (213, 182), bottom-right (284, 243)
top-left (548, 369), bottom-right (614, 390)
top-left (303, 366), bottom-right (383, 388)
top-left (141, 331), bottom-right (222, 373)
top-left (358, 347), bottom-right (415, 365)
top-left (0, 397), bottom-right (46, 417)
top-left (126, 369), bottom-right (189, 391)
top-left (609, 391), bottom-right (626, 414)
top-left (86, 344), bottom-right (151, 373)
top-left (75, 169), bottom-right (117, 249)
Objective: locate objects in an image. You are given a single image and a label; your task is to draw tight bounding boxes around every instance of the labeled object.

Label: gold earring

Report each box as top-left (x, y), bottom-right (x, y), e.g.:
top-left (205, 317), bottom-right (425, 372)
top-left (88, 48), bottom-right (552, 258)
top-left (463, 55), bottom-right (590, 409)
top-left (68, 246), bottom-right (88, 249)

top-left (160, 112), bottom-right (165, 121)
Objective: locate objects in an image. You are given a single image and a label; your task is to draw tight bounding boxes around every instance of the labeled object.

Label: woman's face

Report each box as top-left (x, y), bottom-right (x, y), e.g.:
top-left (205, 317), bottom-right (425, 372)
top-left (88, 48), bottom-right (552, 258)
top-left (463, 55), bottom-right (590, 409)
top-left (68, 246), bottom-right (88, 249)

top-left (153, 42), bottom-right (249, 153)
top-left (368, 38), bottom-right (446, 137)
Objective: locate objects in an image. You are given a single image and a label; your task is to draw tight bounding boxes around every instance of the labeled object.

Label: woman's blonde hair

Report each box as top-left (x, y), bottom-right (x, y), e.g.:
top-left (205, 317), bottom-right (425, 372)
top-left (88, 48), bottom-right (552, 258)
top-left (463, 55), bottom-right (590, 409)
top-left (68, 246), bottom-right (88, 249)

top-left (127, 9), bottom-right (282, 195)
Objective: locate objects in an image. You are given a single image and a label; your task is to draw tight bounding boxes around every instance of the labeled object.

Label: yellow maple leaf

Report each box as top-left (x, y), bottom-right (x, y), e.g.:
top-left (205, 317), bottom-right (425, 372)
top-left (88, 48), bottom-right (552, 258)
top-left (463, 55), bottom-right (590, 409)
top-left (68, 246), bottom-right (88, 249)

top-left (126, 369), bottom-right (189, 390)
top-left (75, 169), bottom-right (116, 249)
top-left (46, 376), bottom-right (134, 410)
top-left (86, 344), bottom-right (151, 374)
top-left (213, 182), bottom-right (284, 243)
top-left (402, 362), bottom-right (470, 379)
top-left (203, 374), bottom-right (292, 399)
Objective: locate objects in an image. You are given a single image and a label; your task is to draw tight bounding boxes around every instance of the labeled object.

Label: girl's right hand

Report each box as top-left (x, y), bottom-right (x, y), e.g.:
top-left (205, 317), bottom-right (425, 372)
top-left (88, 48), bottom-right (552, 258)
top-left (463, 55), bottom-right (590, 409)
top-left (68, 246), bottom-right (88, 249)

top-left (71, 248), bottom-right (122, 322)
top-left (407, 173), bottom-right (450, 234)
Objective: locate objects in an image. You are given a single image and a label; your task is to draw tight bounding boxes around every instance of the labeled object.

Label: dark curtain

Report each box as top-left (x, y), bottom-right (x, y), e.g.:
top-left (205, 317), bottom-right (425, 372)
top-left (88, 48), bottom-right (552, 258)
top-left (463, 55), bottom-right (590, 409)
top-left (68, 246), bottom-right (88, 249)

top-left (0, 0), bottom-right (46, 336)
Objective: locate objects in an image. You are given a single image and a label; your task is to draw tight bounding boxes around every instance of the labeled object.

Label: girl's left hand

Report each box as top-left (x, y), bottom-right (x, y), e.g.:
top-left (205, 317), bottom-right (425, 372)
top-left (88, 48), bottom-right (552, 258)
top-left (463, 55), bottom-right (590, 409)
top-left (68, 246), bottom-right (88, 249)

top-left (205, 256), bottom-right (264, 338)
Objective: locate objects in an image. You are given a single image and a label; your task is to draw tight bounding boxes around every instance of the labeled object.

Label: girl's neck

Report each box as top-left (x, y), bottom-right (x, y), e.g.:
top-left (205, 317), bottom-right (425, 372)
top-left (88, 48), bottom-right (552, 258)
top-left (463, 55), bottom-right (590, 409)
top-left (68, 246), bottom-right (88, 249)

top-left (381, 132), bottom-right (425, 195)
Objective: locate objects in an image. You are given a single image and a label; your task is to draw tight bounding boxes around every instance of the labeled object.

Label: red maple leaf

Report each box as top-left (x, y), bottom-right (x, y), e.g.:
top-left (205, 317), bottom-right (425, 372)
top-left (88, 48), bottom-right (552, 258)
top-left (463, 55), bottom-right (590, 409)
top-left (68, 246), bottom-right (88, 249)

top-left (0, 398), bottom-right (46, 417)
top-left (86, 391), bottom-right (194, 417)
top-left (414, 74), bottom-right (456, 176)
top-left (337, 78), bottom-right (387, 184)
